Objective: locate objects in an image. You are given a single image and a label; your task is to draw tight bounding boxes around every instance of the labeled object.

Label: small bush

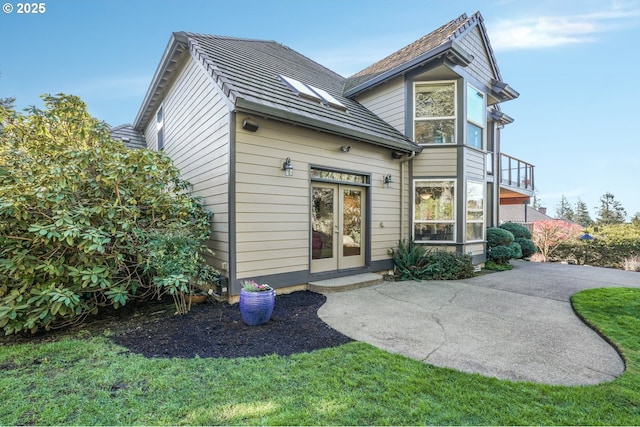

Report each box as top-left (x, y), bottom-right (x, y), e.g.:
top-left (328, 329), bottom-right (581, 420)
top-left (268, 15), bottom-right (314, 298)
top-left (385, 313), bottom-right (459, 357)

top-left (516, 237), bottom-right (538, 258)
top-left (393, 240), bottom-right (428, 281)
top-left (487, 245), bottom-right (514, 264)
top-left (487, 227), bottom-right (517, 264)
top-left (487, 227), bottom-right (514, 247)
top-left (422, 251), bottom-right (475, 280)
top-left (500, 222), bottom-right (532, 239)
top-left (393, 241), bottom-right (475, 281)
top-left (509, 241), bottom-right (523, 259)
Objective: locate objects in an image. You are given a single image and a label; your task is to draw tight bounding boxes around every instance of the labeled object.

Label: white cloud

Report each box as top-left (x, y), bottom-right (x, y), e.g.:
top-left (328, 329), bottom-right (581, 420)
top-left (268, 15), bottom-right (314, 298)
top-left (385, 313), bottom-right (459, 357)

top-left (490, 3), bottom-right (640, 50)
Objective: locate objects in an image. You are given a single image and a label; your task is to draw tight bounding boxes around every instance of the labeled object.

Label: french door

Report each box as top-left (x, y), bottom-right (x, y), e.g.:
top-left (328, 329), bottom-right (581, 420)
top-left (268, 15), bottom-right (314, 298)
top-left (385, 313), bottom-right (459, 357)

top-left (311, 183), bottom-right (365, 273)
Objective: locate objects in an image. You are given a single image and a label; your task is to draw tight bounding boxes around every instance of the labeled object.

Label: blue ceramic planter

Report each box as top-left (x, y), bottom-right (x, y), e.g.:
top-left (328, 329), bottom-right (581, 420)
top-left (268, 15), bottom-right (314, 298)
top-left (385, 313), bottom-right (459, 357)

top-left (239, 289), bottom-right (275, 326)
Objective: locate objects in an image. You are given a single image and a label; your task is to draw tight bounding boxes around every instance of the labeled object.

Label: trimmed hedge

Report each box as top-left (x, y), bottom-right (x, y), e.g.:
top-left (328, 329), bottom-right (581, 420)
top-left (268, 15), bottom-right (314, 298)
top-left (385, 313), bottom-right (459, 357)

top-left (553, 239), bottom-right (640, 268)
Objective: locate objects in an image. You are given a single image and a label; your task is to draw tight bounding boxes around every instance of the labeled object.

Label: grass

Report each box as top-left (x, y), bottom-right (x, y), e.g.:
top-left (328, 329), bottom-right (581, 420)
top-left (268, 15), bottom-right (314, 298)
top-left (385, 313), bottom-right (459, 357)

top-left (0, 288), bottom-right (639, 425)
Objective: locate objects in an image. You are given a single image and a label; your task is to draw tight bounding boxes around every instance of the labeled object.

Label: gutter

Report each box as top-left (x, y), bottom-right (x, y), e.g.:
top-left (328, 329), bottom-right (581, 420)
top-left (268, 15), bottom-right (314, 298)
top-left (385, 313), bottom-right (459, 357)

top-left (235, 98), bottom-right (422, 154)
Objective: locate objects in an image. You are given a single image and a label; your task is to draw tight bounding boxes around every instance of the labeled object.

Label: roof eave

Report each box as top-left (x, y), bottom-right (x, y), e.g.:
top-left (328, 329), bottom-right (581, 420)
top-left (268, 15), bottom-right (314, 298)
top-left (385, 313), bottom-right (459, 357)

top-left (489, 110), bottom-right (514, 125)
top-left (344, 41), bottom-right (473, 98)
top-left (235, 98), bottom-right (422, 154)
top-left (490, 79), bottom-right (520, 103)
top-left (133, 32), bottom-right (190, 131)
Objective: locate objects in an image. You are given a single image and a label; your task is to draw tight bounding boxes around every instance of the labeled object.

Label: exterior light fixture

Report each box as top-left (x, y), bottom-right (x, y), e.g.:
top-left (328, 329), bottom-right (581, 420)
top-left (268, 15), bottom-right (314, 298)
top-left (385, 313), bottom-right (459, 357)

top-left (282, 157), bottom-right (293, 176)
top-left (384, 174), bottom-right (393, 188)
top-left (242, 118), bottom-right (259, 132)
top-left (340, 145), bottom-right (351, 152)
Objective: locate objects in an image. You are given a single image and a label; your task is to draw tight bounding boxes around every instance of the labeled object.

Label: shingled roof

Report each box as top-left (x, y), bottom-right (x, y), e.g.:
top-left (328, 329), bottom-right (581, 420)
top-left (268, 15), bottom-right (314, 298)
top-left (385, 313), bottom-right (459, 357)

top-left (135, 33), bottom-right (421, 154)
top-left (110, 124), bottom-right (146, 150)
top-left (343, 11), bottom-right (511, 99)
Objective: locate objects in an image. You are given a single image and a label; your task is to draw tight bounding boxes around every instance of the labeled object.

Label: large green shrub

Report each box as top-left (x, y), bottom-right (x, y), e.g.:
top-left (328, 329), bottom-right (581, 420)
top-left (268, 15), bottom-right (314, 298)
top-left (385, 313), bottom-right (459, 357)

top-left (0, 94), bottom-right (212, 334)
top-left (393, 240), bottom-right (474, 281)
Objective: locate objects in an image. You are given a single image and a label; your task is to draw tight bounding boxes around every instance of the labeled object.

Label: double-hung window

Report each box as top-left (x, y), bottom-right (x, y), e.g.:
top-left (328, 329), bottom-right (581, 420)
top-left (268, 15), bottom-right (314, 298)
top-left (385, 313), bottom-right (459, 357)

top-left (466, 84), bottom-right (485, 150)
top-left (414, 179), bottom-right (456, 242)
top-left (414, 82), bottom-right (456, 144)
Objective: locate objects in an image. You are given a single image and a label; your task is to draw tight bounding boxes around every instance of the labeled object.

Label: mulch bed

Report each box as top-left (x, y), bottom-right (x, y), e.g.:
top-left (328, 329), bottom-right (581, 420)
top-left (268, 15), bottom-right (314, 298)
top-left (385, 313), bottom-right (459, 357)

top-left (1, 291), bottom-right (353, 359)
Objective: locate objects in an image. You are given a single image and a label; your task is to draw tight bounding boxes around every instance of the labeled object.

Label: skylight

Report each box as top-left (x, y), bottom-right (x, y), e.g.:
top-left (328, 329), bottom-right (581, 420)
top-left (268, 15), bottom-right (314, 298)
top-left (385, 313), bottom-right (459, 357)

top-left (308, 85), bottom-right (347, 111)
top-left (278, 74), bottom-right (347, 111)
top-left (278, 75), bottom-right (321, 101)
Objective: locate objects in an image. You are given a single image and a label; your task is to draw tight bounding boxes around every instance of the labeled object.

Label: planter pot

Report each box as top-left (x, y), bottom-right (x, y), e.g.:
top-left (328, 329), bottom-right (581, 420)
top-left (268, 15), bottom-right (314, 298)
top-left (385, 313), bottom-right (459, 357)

top-left (187, 294), bottom-right (208, 304)
top-left (239, 289), bottom-right (275, 326)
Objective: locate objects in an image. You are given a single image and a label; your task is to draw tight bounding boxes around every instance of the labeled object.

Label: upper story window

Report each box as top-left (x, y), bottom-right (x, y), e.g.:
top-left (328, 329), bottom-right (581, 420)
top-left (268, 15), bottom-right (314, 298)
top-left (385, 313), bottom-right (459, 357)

top-left (156, 107), bottom-right (164, 151)
top-left (414, 81), bottom-right (456, 144)
top-left (466, 84), bottom-right (485, 150)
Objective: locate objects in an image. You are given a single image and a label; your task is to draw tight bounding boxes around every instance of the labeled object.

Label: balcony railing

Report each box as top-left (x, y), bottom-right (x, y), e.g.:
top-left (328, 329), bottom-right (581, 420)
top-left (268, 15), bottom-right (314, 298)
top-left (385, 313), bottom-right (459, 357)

top-left (500, 153), bottom-right (534, 192)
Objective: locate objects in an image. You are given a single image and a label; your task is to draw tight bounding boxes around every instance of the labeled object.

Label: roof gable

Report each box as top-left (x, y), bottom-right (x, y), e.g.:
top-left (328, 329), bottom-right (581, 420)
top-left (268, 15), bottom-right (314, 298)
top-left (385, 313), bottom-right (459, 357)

top-left (135, 32), bottom-right (421, 153)
top-left (343, 11), bottom-right (516, 101)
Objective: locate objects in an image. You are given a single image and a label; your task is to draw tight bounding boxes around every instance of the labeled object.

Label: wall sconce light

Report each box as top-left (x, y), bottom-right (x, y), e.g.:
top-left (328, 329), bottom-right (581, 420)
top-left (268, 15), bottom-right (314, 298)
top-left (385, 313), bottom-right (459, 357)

top-left (282, 157), bottom-right (293, 177)
top-left (242, 118), bottom-right (259, 132)
top-left (340, 145), bottom-right (351, 152)
top-left (384, 174), bottom-right (393, 188)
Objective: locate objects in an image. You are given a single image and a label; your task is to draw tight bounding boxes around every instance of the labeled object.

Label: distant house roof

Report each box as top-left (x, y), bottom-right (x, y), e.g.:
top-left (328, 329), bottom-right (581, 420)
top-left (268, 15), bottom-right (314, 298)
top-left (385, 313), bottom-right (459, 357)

top-left (500, 205), bottom-right (554, 224)
top-left (134, 33), bottom-right (422, 154)
top-left (343, 12), bottom-right (518, 102)
top-left (110, 124), bottom-right (146, 150)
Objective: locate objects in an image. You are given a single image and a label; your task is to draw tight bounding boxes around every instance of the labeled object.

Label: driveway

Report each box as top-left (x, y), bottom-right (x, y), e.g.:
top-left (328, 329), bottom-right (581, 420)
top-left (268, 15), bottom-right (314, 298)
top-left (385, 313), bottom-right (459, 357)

top-left (318, 261), bottom-right (640, 385)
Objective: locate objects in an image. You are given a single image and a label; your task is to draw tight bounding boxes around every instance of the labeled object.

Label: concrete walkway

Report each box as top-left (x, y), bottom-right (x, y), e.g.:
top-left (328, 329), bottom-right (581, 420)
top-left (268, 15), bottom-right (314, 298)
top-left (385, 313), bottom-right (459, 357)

top-left (318, 261), bottom-right (640, 385)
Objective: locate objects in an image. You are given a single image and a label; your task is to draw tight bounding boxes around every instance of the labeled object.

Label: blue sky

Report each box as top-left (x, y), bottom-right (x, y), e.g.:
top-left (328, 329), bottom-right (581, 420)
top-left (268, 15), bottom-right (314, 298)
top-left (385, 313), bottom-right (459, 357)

top-left (1, 0), bottom-right (639, 219)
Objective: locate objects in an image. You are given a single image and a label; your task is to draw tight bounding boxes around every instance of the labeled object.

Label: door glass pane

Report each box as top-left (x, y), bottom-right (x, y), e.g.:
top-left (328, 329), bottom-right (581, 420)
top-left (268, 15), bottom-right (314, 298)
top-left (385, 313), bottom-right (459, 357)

top-left (343, 189), bottom-right (362, 257)
top-left (312, 187), bottom-right (334, 260)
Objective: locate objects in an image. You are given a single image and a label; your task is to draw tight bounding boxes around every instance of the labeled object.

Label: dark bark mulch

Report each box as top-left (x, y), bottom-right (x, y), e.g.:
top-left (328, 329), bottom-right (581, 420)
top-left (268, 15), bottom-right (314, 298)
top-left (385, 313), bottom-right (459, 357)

top-left (2, 291), bottom-right (353, 359)
top-left (112, 290), bottom-right (353, 358)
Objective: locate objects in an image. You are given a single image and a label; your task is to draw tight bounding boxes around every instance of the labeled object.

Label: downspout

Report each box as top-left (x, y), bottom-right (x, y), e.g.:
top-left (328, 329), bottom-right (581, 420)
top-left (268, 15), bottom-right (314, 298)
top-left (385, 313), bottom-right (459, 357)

top-left (399, 151), bottom-right (417, 242)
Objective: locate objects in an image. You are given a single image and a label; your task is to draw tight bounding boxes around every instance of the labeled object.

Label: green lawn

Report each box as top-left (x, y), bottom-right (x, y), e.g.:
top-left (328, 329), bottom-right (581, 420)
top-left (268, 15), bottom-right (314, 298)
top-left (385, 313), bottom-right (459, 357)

top-left (1, 287), bottom-right (639, 425)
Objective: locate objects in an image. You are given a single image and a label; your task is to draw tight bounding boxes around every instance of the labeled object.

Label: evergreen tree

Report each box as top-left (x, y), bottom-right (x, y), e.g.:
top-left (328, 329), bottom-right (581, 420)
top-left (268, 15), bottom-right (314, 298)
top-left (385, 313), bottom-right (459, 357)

top-left (574, 198), bottom-right (592, 226)
top-left (555, 194), bottom-right (574, 221)
top-left (632, 212), bottom-right (640, 226)
top-left (532, 190), bottom-right (542, 209)
top-left (596, 192), bottom-right (627, 224)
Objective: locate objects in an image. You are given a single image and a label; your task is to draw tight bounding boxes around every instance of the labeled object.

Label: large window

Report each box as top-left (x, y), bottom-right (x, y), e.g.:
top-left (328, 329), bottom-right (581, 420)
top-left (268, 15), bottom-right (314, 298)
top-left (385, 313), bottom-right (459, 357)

top-left (414, 82), bottom-right (456, 144)
top-left (466, 181), bottom-right (485, 241)
top-left (466, 84), bottom-right (485, 149)
top-left (414, 180), bottom-right (455, 242)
